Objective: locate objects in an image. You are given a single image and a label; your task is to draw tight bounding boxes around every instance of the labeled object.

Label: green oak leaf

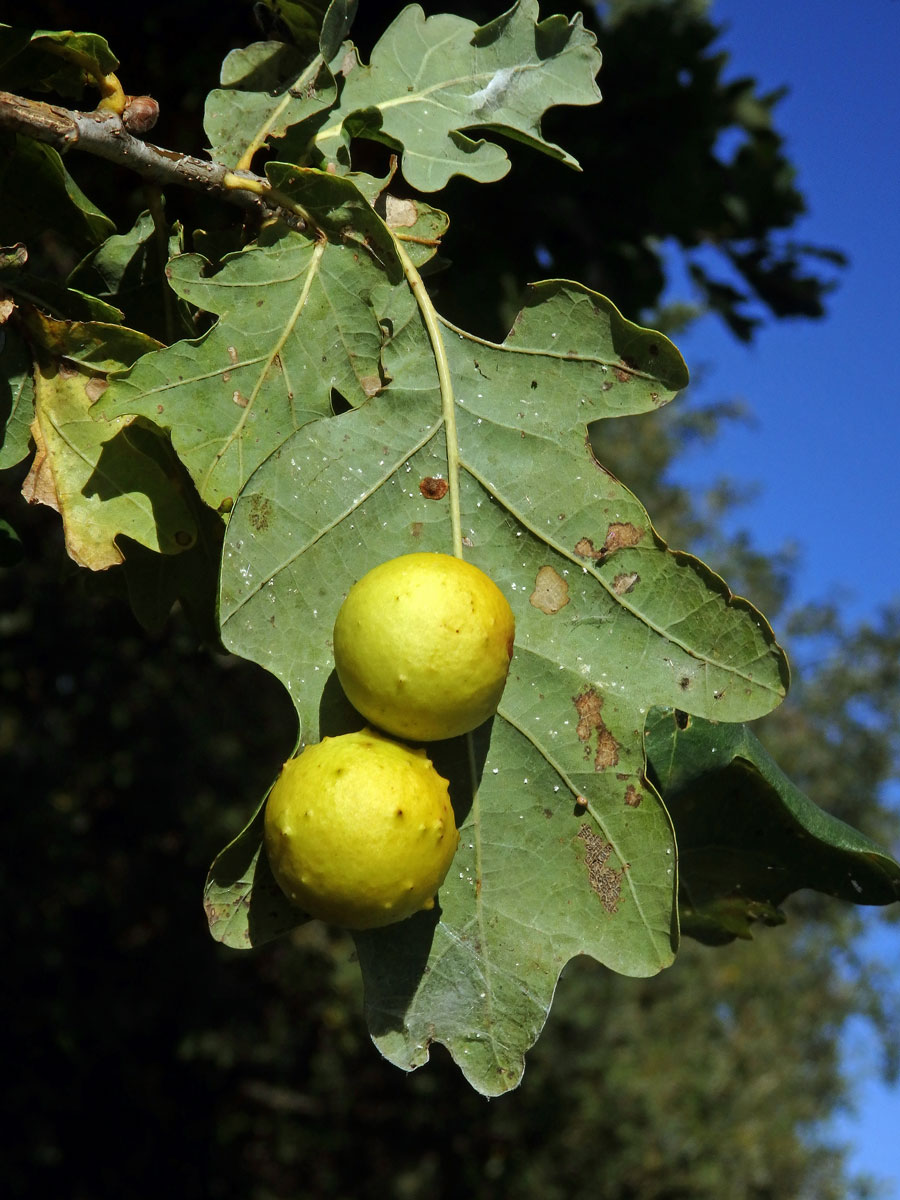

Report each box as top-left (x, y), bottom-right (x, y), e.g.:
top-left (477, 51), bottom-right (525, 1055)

top-left (0, 243), bottom-right (125, 325)
top-left (313, 0), bottom-right (602, 190)
top-left (644, 708), bottom-right (900, 944)
top-left (253, 0), bottom-right (356, 61)
top-left (20, 311), bottom-right (196, 570)
top-left (204, 280), bottom-right (789, 1094)
top-left (118, 493), bottom-right (224, 641)
top-left (69, 209), bottom-right (187, 344)
top-left (0, 25), bottom-right (118, 98)
top-left (204, 41), bottom-right (339, 167)
top-left (96, 178), bottom-right (408, 510)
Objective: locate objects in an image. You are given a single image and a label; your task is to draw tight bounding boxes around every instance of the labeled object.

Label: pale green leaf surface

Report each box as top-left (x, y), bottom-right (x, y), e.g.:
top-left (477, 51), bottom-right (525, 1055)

top-left (381, 192), bottom-right (450, 268)
top-left (313, 0), bottom-right (602, 191)
top-left (207, 282), bottom-right (787, 1093)
top-left (204, 41), bottom-right (338, 166)
top-left (96, 226), bottom-right (394, 509)
top-left (264, 163), bottom-right (401, 265)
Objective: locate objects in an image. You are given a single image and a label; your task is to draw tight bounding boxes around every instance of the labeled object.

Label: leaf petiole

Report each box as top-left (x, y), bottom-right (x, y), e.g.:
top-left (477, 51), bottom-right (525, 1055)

top-left (221, 171), bottom-right (323, 238)
top-left (393, 238), bottom-right (463, 558)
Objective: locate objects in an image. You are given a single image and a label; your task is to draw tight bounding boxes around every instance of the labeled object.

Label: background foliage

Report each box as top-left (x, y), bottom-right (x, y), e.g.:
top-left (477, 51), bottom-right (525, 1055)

top-left (2, 0), bottom-right (899, 1194)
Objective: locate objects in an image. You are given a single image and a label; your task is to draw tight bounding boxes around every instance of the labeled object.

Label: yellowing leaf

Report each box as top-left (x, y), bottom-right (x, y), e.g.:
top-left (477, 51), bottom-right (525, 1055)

top-left (22, 326), bottom-right (197, 570)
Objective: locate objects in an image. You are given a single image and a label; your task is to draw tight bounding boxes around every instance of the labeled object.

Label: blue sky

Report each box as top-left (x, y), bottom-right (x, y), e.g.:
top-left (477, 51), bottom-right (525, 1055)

top-left (662, 1), bottom-right (900, 1192)
top-left (667, 0), bottom-right (900, 625)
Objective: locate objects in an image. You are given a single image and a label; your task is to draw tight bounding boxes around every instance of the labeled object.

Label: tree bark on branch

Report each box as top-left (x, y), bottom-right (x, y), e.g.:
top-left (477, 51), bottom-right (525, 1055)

top-left (0, 90), bottom-right (307, 230)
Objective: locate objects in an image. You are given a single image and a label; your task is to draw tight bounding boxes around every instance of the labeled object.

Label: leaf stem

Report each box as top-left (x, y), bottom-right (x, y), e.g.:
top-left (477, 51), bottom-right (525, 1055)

top-left (0, 91), bottom-right (306, 231)
top-left (393, 239), bottom-right (463, 558)
top-left (222, 172), bottom-right (323, 239)
top-left (145, 186), bottom-right (177, 344)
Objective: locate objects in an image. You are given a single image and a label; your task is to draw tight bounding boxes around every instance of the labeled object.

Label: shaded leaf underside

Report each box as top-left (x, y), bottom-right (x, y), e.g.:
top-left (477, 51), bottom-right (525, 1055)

top-left (645, 709), bottom-right (900, 944)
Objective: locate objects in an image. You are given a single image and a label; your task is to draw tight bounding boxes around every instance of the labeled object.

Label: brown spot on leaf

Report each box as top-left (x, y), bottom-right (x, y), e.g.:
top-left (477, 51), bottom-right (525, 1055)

top-left (360, 375), bottom-right (381, 398)
top-left (603, 522), bottom-right (644, 555)
top-left (85, 377), bottom-right (107, 404)
top-left (594, 728), bottom-right (620, 770)
top-left (574, 537), bottom-right (603, 560)
top-left (613, 571), bottom-right (639, 595)
top-left (384, 195), bottom-right (418, 228)
top-left (233, 390), bottom-right (249, 408)
top-left (576, 825), bottom-right (622, 913)
top-left (410, 521), bottom-right (424, 538)
top-left (248, 494), bottom-right (273, 533)
top-left (227, 346), bottom-right (239, 365)
top-left (419, 476), bottom-right (448, 500)
top-left (624, 785), bottom-right (642, 808)
top-left (529, 565), bottom-right (569, 614)
top-left (573, 688), bottom-right (621, 770)
top-left (574, 688), bottom-right (603, 743)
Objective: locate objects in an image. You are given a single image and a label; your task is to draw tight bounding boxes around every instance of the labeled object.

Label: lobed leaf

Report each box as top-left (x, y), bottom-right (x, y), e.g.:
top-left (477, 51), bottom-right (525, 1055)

top-left (313, 0), bottom-right (602, 191)
top-left (0, 24), bottom-right (118, 98)
top-left (20, 311), bottom-right (196, 570)
top-left (206, 277), bottom-right (788, 1093)
top-left (204, 41), bottom-right (339, 167)
top-left (69, 209), bottom-right (187, 344)
top-left (97, 205), bottom-right (402, 509)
